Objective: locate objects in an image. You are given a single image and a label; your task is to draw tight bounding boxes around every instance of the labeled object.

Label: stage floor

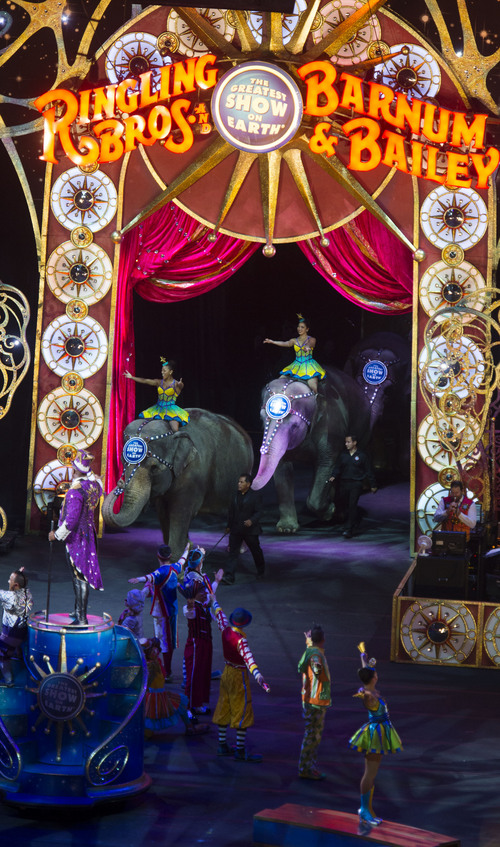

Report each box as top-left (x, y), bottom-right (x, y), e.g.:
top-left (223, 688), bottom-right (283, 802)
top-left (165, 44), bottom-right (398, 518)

top-left (2, 480), bottom-right (499, 847)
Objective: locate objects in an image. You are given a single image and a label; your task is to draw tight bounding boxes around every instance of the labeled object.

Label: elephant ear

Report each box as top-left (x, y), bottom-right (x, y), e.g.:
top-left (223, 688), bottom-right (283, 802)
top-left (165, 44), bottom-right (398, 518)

top-left (172, 434), bottom-right (199, 478)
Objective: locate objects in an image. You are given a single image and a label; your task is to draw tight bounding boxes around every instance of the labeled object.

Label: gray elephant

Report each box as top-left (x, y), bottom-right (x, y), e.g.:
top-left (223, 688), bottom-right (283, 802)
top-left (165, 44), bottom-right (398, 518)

top-left (102, 409), bottom-right (253, 558)
top-left (252, 370), bottom-right (372, 532)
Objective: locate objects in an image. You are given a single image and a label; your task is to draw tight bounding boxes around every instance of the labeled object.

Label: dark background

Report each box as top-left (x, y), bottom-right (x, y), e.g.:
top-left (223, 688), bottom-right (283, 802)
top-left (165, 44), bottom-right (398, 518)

top-left (0, 0), bottom-right (499, 531)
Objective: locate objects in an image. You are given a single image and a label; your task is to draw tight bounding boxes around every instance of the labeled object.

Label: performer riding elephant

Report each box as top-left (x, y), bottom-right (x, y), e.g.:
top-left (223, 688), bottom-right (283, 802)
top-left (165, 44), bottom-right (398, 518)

top-left (102, 409), bottom-right (253, 560)
top-left (252, 332), bottom-right (409, 532)
top-left (252, 370), bottom-right (370, 532)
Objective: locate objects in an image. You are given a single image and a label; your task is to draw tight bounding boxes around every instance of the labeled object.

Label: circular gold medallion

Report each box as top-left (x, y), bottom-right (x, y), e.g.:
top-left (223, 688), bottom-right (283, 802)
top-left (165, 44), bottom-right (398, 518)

top-left (438, 467), bottom-right (460, 488)
top-left (157, 30), bottom-right (179, 54)
top-left (57, 444), bottom-right (78, 465)
top-left (66, 299), bottom-right (89, 321)
top-left (71, 226), bottom-right (93, 248)
top-left (442, 244), bottom-right (465, 266)
top-left (79, 162), bottom-right (99, 175)
top-left (61, 372), bottom-right (84, 394)
top-left (368, 40), bottom-right (390, 59)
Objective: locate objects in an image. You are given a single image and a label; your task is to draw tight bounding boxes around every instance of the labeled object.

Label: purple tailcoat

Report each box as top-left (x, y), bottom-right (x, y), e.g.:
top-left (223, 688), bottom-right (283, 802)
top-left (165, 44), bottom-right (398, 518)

top-left (56, 477), bottom-right (103, 590)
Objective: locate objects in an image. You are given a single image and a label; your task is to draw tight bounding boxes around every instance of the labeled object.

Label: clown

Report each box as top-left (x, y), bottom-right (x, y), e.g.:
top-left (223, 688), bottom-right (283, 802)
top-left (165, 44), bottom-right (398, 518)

top-left (129, 542), bottom-right (189, 680)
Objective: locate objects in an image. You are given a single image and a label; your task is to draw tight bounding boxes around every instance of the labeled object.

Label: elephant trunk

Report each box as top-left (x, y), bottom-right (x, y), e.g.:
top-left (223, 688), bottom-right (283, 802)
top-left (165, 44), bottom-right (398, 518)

top-left (252, 439), bottom-right (289, 490)
top-left (102, 466), bottom-right (152, 528)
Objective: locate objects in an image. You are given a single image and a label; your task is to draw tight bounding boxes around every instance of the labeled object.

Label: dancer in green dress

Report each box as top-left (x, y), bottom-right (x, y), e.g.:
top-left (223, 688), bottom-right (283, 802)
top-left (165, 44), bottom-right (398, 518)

top-left (349, 642), bottom-right (402, 827)
top-left (263, 314), bottom-right (325, 394)
top-left (124, 358), bottom-right (189, 432)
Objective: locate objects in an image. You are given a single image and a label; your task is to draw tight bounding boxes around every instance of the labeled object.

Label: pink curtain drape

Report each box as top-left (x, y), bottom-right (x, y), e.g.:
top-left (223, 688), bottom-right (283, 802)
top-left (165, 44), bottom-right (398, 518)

top-left (106, 203), bottom-right (259, 491)
top-left (298, 210), bottom-right (413, 313)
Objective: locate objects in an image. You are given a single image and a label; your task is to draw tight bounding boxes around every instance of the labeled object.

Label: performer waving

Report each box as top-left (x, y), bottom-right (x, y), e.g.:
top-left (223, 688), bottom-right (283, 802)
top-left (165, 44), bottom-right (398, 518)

top-left (263, 314), bottom-right (325, 394)
top-left (349, 642), bottom-right (402, 827)
top-left (124, 358), bottom-right (189, 432)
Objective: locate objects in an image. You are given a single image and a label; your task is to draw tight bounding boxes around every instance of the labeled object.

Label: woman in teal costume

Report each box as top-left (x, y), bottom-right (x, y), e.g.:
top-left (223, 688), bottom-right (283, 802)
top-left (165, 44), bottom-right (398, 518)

top-left (263, 314), bottom-right (325, 394)
top-left (124, 359), bottom-right (189, 432)
top-left (349, 642), bottom-right (402, 828)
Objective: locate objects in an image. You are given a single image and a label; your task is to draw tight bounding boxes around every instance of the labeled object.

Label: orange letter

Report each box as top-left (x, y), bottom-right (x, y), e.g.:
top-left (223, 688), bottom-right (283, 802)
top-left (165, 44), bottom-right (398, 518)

top-left (422, 103), bottom-right (451, 144)
top-left (392, 92), bottom-right (423, 135)
top-left (382, 130), bottom-right (408, 173)
top-left (139, 71), bottom-right (159, 109)
top-left (148, 105), bottom-right (172, 140)
top-left (297, 61), bottom-right (339, 116)
top-left (424, 145), bottom-right (445, 184)
top-left (93, 120), bottom-right (125, 163)
top-left (123, 114), bottom-right (154, 151)
top-left (450, 112), bottom-right (487, 150)
top-left (366, 81), bottom-right (394, 123)
top-left (470, 148), bottom-right (500, 189)
top-left (195, 54), bottom-right (218, 90)
top-left (116, 78), bottom-right (140, 114)
top-left (343, 117), bottom-right (382, 171)
top-left (164, 99), bottom-right (194, 153)
top-left (339, 73), bottom-right (365, 114)
top-left (172, 58), bottom-right (198, 97)
top-left (34, 89), bottom-right (79, 163)
top-left (93, 85), bottom-right (116, 121)
top-left (445, 151), bottom-right (472, 188)
top-left (409, 139), bottom-right (424, 178)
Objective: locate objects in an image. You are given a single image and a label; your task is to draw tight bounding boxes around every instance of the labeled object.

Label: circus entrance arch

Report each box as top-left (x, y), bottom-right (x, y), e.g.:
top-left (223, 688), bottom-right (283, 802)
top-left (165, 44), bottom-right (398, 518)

top-left (14, 1), bottom-right (498, 551)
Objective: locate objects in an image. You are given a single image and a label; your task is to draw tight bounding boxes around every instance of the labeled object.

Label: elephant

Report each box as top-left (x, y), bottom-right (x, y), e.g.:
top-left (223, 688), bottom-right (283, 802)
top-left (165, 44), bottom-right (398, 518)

top-left (102, 409), bottom-right (253, 559)
top-left (252, 370), bottom-right (371, 532)
top-left (252, 332), bottom-right (409, 532)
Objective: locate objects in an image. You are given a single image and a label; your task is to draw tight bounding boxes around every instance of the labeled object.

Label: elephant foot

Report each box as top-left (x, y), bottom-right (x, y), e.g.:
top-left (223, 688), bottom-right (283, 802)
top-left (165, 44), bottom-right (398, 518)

top-left (276, 522), bottom-right (298, 534)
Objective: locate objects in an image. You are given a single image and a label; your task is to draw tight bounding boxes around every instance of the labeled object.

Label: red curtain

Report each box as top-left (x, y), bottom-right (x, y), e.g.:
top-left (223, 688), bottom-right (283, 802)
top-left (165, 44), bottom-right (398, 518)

top-left (298, 210), bottom-right (413, 313)
top-left (106, 202), bottom-right (259, 490)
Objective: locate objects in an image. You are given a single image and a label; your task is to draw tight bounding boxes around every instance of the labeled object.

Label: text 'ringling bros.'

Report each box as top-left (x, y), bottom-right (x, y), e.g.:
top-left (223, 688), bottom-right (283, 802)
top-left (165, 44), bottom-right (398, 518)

top-left (34, 55), bottom-right (219, 166)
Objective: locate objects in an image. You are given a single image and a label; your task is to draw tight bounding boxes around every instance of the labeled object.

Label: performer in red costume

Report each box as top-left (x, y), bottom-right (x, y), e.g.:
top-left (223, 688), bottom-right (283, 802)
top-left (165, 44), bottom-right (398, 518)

top-left (433, 479), bottom-right (477, 538)
top-left (210, 594), bottom-right (270, 762)
top-left (183, 587), bottom-right (216, 715)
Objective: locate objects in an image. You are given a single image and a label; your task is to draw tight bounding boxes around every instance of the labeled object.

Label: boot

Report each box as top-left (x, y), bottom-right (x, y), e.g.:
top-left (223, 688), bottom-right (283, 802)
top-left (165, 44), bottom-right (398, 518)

top-left (70, 579), bottom-right (89, 626)
top-left (359, 791), bottom-right (381, 826)
top-left (69, 573), bottom-right (79, 621)
top-left (369, 787), bottom-right (382, 825)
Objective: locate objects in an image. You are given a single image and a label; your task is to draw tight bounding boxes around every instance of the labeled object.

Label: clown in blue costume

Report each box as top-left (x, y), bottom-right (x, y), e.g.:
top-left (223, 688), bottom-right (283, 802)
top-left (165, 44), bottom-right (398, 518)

top-left (349, 642), bottom-right (402, 828)
top-left (124, 358), bottom-right (189, 431)
top-left (264, 314), bottom-right (325, 394)
top-left (129, 542), bottom-right (189, 681)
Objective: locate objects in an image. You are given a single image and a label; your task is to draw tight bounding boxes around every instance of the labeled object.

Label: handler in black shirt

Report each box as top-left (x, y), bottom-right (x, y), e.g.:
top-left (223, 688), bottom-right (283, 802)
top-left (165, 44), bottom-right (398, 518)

top-left (328, 435), bottom-right (377, 538)
top-left (222, 474), bottom-right (265, 585)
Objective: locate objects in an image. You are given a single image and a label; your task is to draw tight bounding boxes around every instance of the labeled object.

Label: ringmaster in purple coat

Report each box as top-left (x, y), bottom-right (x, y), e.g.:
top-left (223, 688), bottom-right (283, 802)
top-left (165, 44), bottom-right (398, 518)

top-left (48, 450), bottom-right (103, 626)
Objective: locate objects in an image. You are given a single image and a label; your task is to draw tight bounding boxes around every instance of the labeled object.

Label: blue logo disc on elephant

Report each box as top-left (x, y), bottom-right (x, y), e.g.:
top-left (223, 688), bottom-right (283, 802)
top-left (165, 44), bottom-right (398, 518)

top-left (266, 394), bottom-right (291, 420)
top-left (362, 361), bottom-right (388, 386)
top-left (123, 437), bottom-right (148, 464)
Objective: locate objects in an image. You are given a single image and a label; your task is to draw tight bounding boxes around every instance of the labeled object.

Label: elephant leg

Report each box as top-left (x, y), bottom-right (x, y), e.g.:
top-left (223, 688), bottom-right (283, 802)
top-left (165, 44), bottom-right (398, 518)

top-left (274, 460), bottom-right (299, 533)
top-left (155, 496), bottom-right (171, 544)
top-left (307, 461), bottom-right (336, 521)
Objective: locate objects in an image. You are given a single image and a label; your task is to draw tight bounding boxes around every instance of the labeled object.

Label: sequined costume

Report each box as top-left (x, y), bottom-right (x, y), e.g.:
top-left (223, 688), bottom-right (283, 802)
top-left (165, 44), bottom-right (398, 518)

top-left (280, 338), bottom-right (325, 383)
top-left (183, 598), bottom-right (213, 710)
top-left (139, 381), bottom-right (189, 426)
top-left (55, 475), bottom-right (103, 590)
top-left (349, 695), bottom-right (402, 755)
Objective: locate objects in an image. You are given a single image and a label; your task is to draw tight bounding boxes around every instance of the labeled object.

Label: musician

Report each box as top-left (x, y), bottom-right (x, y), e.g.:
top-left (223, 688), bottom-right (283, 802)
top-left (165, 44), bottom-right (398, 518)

top-left (433, 480), bottom-right (477, 539)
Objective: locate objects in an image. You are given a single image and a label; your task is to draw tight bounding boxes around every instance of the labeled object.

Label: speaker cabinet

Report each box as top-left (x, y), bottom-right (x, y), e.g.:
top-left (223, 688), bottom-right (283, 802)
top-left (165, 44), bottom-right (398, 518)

top-left (414, 555), bottom-right (468, 599)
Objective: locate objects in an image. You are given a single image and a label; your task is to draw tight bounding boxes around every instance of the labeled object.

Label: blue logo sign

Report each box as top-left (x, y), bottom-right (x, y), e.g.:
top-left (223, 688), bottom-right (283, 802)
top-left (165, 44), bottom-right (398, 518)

top-left (123, 437), bottom-right (147, 464)
top-left (266, 393), bottom-right (291, 420)
top-left (211, 61), bottom-right (303, 154)
top-left (363, 360), bottom-right (388, 386)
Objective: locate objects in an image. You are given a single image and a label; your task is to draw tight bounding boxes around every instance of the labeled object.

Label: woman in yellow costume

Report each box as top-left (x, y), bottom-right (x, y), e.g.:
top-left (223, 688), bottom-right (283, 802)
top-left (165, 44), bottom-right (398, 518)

top-left (263, 314), bottom-right (325, 394)
top-left (124, 358), bottom-right (189, 432)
